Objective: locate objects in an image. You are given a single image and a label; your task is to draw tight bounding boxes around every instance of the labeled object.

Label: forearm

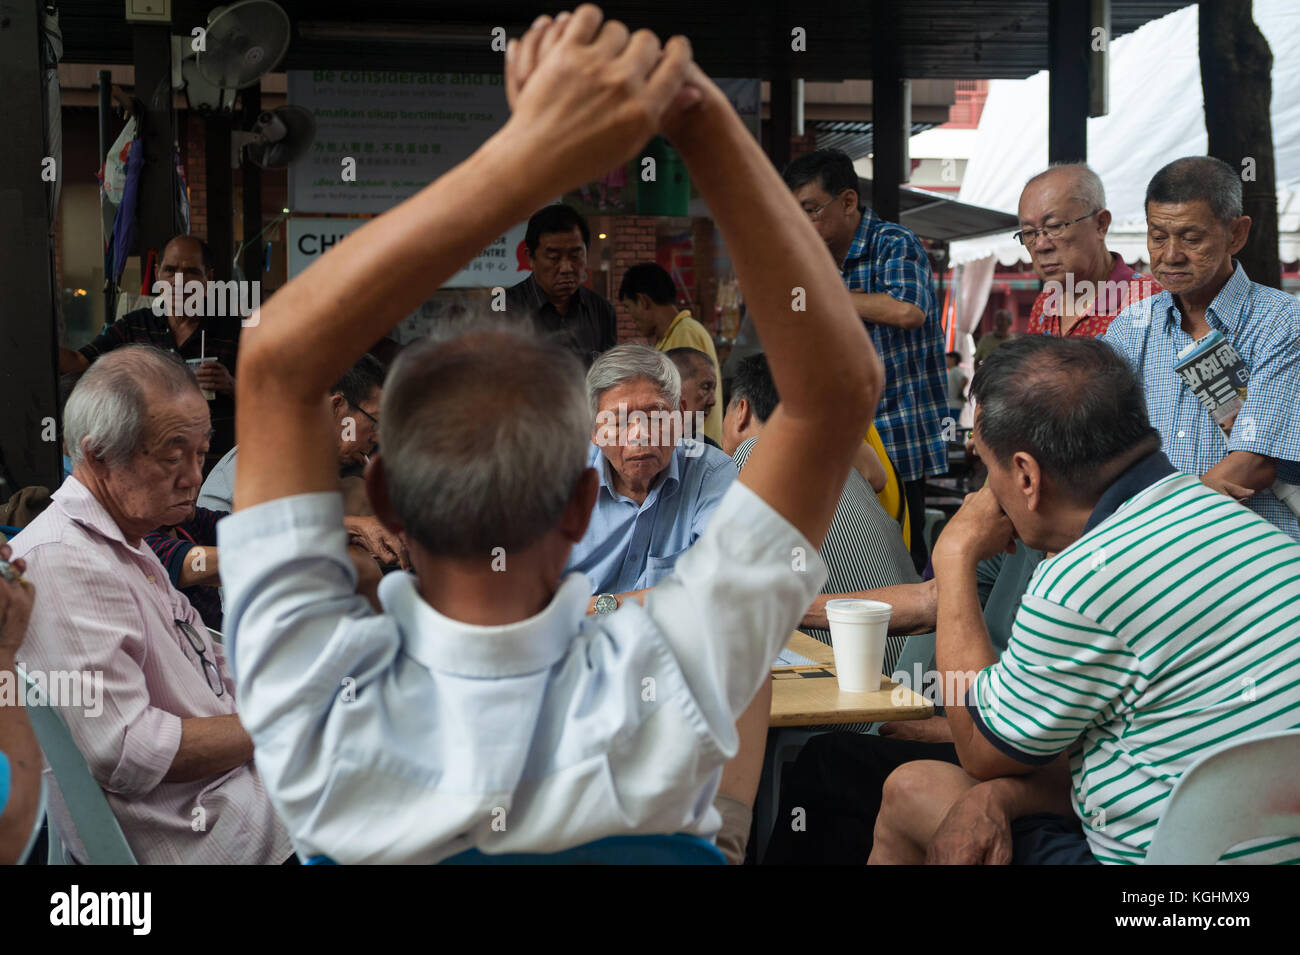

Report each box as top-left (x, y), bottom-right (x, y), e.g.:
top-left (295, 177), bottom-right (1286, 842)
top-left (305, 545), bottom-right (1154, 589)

top-left (0, 659), bottom-right (42, 864)
top-left (163, 714), bottom-right (254, 783)
top-left (1205, 450), bottom-right (1277, 491)
top-left (850, 292), bottom-right (924, 329)
top-left (969, 755), bottom-right (1074, 820)
top-left (175, 546), bottom-right (220, 588)
top-left (671, 102), bottom-right (880, 423)
top-left (934, 552), bottom-right (1010, 778)
top-left (801, 579), bottom-right (936, 633)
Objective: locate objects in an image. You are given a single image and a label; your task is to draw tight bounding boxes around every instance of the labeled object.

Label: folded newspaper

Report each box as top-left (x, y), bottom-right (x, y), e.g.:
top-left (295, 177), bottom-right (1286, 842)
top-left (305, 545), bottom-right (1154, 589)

top-left (1175, 329), bottom-right (1300, 518)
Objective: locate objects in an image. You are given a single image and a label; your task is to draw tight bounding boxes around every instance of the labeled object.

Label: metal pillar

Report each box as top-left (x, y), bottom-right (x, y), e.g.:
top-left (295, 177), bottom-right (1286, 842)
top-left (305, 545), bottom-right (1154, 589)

top-left (205, 114), bottom-right (234, 280)
top-left (871, 0), bottom-right (903, 222)
top-left (0, 0), bottom-right (60, 493)
top-left (768, 67), bottom-right (793, 173)
top-left (132, 23), bottom-right (176, 258)
top-left (1048, 0), bottom-right (1090, 163)
top-left (240, 84), bottom-right (264, 281)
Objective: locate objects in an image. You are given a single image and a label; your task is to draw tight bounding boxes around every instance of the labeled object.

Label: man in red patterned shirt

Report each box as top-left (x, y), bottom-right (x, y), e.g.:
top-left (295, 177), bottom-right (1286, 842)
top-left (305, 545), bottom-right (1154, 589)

top-left (1018, 164), bottom-right (1161, 338)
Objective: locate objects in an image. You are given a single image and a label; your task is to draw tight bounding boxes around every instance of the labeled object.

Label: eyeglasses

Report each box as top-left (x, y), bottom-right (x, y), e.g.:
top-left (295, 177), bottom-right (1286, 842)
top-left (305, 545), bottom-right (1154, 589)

top-left (352, 404), bottom-right (380, 431)
top-left (1014, 209), bottom-right (1102, 246)
top-left (175, 619), bottom-right (225, 698)
top-left (801, 195), bottom-right (841, 220)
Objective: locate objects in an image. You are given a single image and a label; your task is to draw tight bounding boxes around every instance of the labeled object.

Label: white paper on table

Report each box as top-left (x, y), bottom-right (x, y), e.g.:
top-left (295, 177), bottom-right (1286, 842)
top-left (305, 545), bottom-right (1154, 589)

top-left (772, 648), bottom-right (819, 669)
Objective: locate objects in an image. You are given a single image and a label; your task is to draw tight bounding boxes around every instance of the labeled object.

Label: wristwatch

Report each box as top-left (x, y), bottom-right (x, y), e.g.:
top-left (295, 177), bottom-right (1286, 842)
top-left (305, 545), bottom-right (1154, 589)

top-left (594, 593), bottom-right (620, 615)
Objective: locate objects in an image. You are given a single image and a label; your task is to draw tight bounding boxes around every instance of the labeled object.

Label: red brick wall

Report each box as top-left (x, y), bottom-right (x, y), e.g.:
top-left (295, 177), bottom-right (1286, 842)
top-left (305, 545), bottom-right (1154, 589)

top-left (610, 216), bottom-right (659, 343)
top-left (182, 113), bottom-right (207, 241)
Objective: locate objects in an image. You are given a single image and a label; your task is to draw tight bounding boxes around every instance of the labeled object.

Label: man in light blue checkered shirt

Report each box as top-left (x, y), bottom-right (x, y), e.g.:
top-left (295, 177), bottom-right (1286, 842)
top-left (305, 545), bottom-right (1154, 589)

top-left (1105, 157), bottom-right (1300, 540)
top-left (784, 149), bottom-right (949, 566)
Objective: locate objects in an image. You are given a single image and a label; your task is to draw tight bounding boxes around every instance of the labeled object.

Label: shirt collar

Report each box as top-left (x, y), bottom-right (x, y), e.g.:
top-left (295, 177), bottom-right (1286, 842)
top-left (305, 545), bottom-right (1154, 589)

top-left (842, 208), bottom-right (876, 269)
top-left (1041, 252), bottom-right (1132, 319)
top-left (1082, 450), bottom-right (1177, 534)
top-left (656, 310), bottom-right (693, 349)
top-left (379, 570), bottom-right (592, 678)
top-left (1106, 253), bottom-right (1136, 286)
top-left (1161, 260), bottom-right (1250, 334)
top-left (531, 275), bottom-right (587, 316)
top-left (51, 475), bottom-right (139, 550)
top-left (1204, 261), bottom-right (1251, 335)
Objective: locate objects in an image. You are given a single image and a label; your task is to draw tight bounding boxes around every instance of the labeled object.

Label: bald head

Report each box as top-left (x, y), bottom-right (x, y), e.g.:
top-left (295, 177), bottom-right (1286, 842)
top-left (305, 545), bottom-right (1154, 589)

top-left (666, 346), bottom-right (718, 428)
top-left (1017, 164), bottom-right (1113, 286)
top-left (1023, 165), bottom-right (1106, 216)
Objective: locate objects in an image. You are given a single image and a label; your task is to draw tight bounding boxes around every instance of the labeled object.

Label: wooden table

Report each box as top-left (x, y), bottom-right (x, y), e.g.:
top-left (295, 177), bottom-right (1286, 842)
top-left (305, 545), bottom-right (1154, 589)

top-left (769, 632), bottom-right (934, 727)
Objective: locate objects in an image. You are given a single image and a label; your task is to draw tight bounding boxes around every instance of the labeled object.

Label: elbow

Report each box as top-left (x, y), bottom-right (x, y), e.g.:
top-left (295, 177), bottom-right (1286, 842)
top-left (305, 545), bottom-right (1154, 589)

top-left (235, 344), bottom-right (276, 395)
top-left (1254, 459), bottom-right (1278, 490)
top-left (899, 304), bottom-right (926, 330)
top-left (964, 754), bottom-right (1005, 783)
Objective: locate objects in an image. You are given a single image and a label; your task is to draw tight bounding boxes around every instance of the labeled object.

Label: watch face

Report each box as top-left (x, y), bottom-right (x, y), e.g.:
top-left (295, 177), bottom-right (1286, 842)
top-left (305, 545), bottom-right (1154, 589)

top-left (594, 594), bottom-right (618, 615)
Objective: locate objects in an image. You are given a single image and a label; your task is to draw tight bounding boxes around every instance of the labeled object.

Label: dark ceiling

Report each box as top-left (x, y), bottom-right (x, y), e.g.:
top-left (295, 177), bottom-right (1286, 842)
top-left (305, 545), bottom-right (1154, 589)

top-left (56, 0), bottom-right (1194, 80)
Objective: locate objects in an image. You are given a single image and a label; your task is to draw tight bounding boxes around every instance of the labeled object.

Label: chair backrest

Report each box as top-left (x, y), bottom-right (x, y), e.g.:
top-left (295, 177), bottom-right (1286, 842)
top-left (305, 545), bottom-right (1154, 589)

top-left (305, 833), bottom-right (727, 865)
top-left (19, 668), bottom-right (137, 865)
top-left (1145, 729), bottom-right (1300, 865)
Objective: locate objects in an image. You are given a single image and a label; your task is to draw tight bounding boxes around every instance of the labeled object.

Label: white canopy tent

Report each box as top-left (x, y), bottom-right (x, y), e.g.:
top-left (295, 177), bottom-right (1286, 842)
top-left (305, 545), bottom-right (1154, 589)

top-left (950, 0), bottom-right (1300, 269)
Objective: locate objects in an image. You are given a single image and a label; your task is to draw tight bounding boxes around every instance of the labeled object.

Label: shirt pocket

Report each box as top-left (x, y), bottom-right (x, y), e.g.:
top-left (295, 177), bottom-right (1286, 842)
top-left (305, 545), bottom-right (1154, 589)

top-left (643, 546), bottom-right (690, 587)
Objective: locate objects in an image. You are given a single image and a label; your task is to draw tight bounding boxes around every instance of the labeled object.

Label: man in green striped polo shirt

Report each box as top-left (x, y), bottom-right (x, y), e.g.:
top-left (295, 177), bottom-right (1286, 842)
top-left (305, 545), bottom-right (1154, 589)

top-left (872, 336), bottom-right (1300, 865)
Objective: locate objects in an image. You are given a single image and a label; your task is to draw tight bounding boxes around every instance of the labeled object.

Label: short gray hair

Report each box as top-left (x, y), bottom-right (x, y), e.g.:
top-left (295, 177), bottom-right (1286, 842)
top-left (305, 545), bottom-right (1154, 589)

top-left (585, 344), bottom-right (681, 422)
top-left (381, 317), bottom-right (590, 558)
top-left (1146, 156), bottom-right (1243, 224)
top-left (1025, 163), bottom-right (1107, 215)
top-left (64, 345), bottom-right (200, 469)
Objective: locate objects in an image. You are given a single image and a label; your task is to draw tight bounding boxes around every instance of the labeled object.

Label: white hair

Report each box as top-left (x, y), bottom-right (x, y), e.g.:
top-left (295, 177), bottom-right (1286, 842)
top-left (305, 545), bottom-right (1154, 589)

top-left (63, 345), bottom-right (200, 469)
top-left (585, 344), bottom-right (682, 422)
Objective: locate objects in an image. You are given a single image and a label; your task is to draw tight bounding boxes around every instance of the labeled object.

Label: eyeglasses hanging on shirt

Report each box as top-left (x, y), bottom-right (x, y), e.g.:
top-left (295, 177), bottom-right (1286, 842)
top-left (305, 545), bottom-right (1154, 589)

top-left (174, 619), bottom-right (225, 698)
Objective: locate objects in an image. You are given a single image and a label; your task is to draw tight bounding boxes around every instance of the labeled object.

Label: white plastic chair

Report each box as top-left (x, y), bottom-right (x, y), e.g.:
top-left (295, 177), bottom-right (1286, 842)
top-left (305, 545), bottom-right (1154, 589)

top-left (1145, 729), bottom-right (1300, 864)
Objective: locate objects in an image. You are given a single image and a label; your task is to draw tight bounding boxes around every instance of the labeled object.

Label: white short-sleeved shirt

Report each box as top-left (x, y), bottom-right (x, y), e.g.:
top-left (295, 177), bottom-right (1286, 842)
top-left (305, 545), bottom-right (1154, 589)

top-left (218, 481), bottom-right (826, 863)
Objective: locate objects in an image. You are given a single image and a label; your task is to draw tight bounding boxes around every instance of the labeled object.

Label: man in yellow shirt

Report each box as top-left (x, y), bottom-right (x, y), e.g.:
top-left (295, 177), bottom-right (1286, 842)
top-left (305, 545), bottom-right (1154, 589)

top-left (619, 263), bottom-right (723, 444)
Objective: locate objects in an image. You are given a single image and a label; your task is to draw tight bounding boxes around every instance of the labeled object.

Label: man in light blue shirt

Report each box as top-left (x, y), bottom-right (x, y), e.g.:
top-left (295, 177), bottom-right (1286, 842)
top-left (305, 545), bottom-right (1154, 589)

top-left (565, 344), bottom-right (736, 606)
top-left (1104, 156), bottom-right (1300, 540)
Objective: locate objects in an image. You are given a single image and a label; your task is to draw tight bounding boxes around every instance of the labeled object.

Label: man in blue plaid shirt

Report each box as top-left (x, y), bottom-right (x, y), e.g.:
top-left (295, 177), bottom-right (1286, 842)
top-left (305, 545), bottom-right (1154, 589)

top-left (784, 149), bottom-right (949, 566)
top-left (1105, 156), bottom-right (1300, 541)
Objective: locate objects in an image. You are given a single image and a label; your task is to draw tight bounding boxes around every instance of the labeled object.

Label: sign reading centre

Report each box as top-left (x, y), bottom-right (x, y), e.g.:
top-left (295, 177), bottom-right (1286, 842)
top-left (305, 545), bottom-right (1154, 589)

top-left (288, 69), bottom-right (508, 214)
top-left (288, 218), bottom-right (530, 287)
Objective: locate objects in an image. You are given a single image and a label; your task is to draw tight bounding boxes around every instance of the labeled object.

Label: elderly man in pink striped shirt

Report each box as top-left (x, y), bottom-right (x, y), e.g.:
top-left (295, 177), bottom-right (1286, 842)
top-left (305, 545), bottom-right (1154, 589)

top-left (11, 346), bottom-right (292, 864)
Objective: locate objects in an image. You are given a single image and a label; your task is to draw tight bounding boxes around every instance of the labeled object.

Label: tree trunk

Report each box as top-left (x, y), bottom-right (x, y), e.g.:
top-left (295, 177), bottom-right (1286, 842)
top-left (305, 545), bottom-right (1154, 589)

top-left (1199, 0), bottom-right (1281, 289)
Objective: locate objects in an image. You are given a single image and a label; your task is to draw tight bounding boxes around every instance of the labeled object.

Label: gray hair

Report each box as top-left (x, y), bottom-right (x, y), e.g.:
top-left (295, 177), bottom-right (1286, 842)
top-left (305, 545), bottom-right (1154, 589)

top-left (380, 316), bottom-right (591, 558)
top-left (1145, 156), bottom-right (1243, 224)
top-left (585, 344), bottom-right (681, 422)
top-left (64, 345), bottom-right (200, 469)
top-left (1025, 163), bottom-right (1107, 215)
